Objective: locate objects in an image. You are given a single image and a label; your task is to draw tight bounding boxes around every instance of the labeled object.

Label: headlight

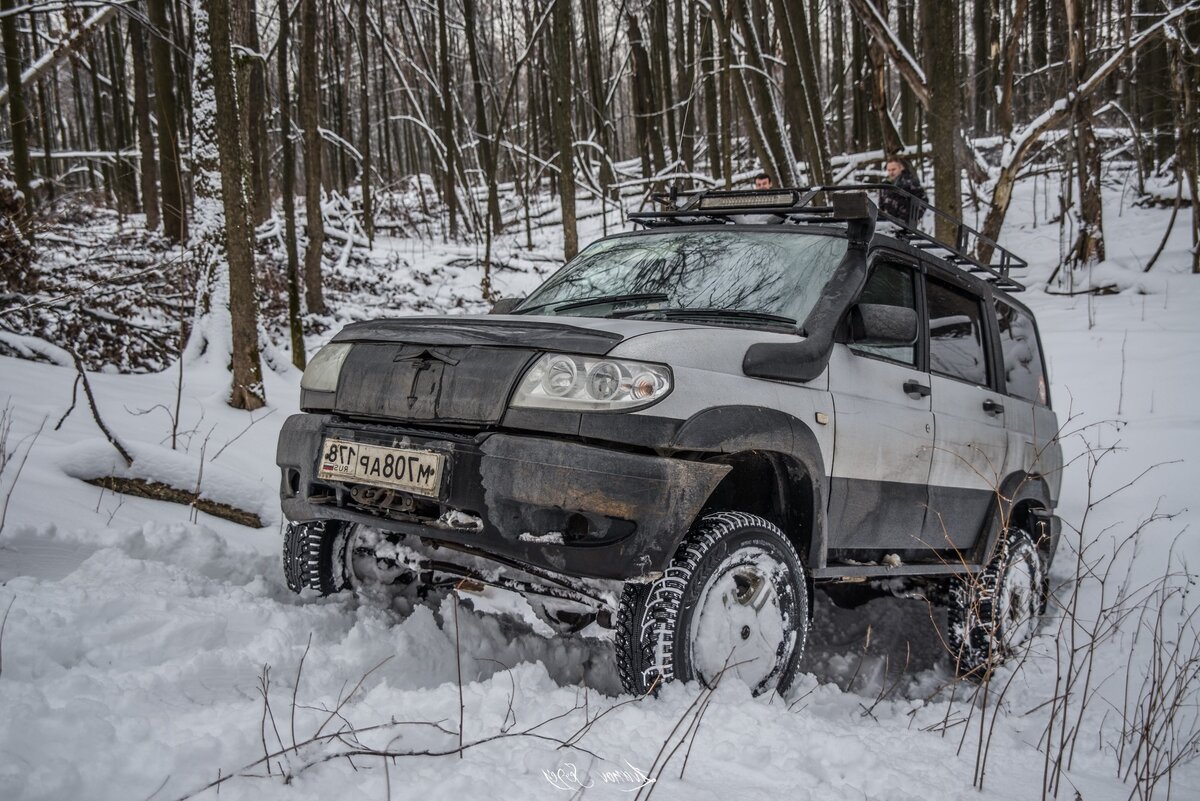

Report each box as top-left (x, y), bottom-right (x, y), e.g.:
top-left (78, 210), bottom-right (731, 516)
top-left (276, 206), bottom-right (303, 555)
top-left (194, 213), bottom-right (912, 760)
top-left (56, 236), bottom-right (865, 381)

top-left (300, 342), bottom-right (352, 393)
top-left (511, 354), bottom-right (672, 411)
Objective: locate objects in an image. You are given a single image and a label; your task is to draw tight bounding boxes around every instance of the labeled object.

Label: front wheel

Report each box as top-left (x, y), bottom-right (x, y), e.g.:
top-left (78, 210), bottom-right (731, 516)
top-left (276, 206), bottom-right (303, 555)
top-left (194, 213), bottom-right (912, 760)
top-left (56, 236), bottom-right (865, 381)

top-left (616, 512), bottom-right (809, 697)
top-left (283, 520), bottom-right (354, 595)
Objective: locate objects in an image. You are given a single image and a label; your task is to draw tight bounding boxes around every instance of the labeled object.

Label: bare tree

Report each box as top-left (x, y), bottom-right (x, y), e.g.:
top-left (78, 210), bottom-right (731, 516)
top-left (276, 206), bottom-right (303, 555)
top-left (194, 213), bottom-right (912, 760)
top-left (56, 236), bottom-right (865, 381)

top-left (279, 0), bottom-right (306, 367)
top-left (189, 0), bottom-right (265, 410)
top-left (2, 0), bottom-right (34, 236)
top-left (357, 0), bottom-right (375, 244)
top-left (922, 0), bottom-right (963, 241)
top-left (148, 0), bottom-right (187, 242)
top-left (550, 0), bottom-right (578, 260)
top-left (300, 0), bottom-right (326, 314)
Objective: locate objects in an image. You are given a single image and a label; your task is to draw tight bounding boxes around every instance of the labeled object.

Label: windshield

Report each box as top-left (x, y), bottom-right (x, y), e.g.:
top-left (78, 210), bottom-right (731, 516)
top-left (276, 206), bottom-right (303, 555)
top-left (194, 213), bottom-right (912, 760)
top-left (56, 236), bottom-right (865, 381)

top-left (517, 230), bottom-right (847, 327)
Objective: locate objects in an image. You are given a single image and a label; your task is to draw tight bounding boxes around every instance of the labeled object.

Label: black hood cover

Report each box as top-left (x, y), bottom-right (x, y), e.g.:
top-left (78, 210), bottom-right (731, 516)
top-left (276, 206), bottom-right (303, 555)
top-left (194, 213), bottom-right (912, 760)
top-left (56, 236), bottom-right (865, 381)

top-left (329, 317), bottom-right (625, 425)
top-left (331, 316), bottom-right (622, 356)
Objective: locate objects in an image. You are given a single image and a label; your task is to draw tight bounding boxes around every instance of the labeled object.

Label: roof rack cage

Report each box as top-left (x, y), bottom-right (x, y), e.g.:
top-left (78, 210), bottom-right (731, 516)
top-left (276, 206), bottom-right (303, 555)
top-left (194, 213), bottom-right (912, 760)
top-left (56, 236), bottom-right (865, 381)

top-left (629, 184), bottom-right (1026, 292)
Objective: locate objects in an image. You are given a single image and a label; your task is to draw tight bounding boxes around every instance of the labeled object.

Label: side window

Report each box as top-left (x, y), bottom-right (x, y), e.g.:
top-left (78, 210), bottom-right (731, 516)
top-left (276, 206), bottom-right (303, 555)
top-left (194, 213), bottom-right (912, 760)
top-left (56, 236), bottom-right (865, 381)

top-left (995, 300), bottom-right (1048, 405)
top-left (849, 262), bottom-right (917, 367)
top-left (926, 277), bottom-right (989, 386)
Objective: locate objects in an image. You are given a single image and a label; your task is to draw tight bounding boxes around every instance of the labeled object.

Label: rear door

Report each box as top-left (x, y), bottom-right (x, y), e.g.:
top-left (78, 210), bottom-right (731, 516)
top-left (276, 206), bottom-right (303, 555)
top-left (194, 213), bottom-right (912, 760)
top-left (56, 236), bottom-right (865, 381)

top-left (993, 298), bottom-right (1061, 519)
top-left (921, 274), bottom-right (1009, 551)
top-left (826, 260), bottom-right (934, 550)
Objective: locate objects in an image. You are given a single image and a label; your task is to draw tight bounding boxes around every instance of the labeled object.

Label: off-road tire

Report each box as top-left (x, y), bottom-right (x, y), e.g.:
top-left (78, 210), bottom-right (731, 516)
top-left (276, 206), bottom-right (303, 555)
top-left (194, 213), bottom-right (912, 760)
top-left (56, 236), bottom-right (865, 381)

top-left (283, 520), bottom-right (353, 595)
top-left (616, 511), bottom-right (808, 697)
top-left (948, 528), bottom-right (1044, 678)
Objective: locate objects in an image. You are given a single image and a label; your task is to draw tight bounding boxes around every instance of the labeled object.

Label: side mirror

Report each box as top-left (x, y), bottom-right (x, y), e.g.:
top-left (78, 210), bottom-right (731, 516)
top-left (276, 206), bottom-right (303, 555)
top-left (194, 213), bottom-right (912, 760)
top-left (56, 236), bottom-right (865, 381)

top-left (848, 303), bottom-right (918, 346)
top-left (489, 297), bottom-right (523, 315)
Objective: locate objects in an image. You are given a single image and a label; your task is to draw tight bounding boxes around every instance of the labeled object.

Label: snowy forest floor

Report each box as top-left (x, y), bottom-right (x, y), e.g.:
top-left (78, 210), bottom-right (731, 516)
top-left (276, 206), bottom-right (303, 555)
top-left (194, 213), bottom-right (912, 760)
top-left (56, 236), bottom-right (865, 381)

top-left (1, 172), bottom-right (1199, 801)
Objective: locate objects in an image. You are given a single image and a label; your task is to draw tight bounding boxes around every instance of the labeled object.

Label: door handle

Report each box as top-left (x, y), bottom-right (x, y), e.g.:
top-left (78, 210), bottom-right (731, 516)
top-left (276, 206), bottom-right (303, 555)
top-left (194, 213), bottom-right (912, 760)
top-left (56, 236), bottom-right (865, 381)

top-left (983, 399), bottom-right (1005, 416)
top-left (903, 380), bottom-right (931, 398)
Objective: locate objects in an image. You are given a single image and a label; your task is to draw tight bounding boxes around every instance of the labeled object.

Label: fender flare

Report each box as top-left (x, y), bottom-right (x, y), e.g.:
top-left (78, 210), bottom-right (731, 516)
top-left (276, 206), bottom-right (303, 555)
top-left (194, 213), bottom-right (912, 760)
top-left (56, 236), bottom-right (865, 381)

top-left (976, 472), bottom-right (1054, 564)
top-left (670, 406), bottom-right (829, 568)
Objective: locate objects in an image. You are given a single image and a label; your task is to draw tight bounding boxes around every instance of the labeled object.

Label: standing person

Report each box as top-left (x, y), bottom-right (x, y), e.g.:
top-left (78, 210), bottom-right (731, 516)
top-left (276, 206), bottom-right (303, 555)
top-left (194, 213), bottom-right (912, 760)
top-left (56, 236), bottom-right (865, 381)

top-left (754, 172), bottom-right (773, 190)
top-left (880, 157), bottom-right (927, 224)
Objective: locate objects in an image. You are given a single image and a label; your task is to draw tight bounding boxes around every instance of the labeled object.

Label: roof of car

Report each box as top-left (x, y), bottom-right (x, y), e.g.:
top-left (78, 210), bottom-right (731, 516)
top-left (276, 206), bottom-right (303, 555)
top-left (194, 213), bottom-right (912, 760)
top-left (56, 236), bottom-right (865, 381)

top-left (627, 186), bottom-right (1027, 293)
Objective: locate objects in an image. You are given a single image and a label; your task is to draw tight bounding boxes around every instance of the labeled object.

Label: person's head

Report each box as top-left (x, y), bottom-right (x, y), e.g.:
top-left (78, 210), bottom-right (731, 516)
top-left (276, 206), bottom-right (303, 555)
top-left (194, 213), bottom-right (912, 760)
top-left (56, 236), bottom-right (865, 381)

top-left (754, 172), bottom-right (772, 190)
top-left (885, 158), bottom-right (906, 180)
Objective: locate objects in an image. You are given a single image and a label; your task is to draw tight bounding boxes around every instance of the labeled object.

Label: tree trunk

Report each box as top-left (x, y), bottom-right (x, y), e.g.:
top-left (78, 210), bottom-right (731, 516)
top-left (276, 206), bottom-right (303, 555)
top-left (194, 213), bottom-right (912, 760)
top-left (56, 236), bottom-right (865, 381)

top-left (279, 0), bottom-right (305, 368)
top-left (701, 9), bottom-right (722, 184)
top-left (729, 0), bottom-right (796, 185)
top-left (997, 0), bottom-right (1030, 137)
top-left (105, 21), bottom-right (139, 213)
top-left (300, 0), bottom-right (326, 314)
top-left (922, 0), bottom-right (963, 241)
top-left (1, 0), bottom-right (34, 236)
top-left (463, 0), bottom-right (499, 235)
top-left (148, 0), bottom-right (187, 242)
top-left (550, 0), bottom-right (577, 260)
top-left (194, 0), bottom-right (265, 410)
top-left (235, 0), bottom-right (271, 225)
top-left (357, 0), bottom-right (375, 243)
top-left (709, 0), bottom-right (778, 184)
top-left (436, 0), bottom-right (457, 238)
top-left (898, 0), bottom-right (917, 144)
top-left (582, 0), bottom-right (616, 196)
top-left (628, 13), bottom-right (667, 187)
top-left (651, 1), bottom-right (677, 166)
top-left (131, 14), bottom-right (160, 231)
top-left (773, 0), bottom-right (831, 184)
top-left (1065, 0), bottom-right (1104, 266)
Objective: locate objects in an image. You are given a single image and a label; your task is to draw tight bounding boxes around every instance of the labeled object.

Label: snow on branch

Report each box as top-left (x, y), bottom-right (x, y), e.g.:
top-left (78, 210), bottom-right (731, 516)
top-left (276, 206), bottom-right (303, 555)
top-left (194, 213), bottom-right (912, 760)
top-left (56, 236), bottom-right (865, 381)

top-left (0, 7), bottom-right (117, 107)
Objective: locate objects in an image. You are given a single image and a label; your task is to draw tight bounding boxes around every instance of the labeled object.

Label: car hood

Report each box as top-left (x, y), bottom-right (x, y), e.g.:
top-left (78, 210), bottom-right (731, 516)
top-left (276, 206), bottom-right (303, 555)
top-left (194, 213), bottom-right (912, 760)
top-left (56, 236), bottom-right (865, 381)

top-left (330, 314), bottom-right (700, 356)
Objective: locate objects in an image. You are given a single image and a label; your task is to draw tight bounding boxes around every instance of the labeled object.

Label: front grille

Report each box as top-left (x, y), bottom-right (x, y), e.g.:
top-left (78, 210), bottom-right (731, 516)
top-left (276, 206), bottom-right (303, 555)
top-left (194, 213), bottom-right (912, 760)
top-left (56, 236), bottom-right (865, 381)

top-left (334, 344), bottom-right (535, 425)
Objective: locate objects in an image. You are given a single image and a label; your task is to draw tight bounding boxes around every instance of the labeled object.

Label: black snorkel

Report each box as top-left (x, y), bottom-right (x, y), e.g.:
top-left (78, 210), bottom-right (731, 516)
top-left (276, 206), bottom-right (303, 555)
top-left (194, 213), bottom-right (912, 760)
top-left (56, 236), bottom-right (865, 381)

top-left (742, 193), bottom-right (877, 383)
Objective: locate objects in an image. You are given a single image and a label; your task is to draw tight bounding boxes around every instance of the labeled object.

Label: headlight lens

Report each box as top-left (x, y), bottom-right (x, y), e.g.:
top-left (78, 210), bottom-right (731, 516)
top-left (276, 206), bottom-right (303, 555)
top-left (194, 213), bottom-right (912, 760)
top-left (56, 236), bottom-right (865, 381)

top-left (512, 354), bottom-right (672, 411)
top-left (300, 343), bottom-right (352, 393)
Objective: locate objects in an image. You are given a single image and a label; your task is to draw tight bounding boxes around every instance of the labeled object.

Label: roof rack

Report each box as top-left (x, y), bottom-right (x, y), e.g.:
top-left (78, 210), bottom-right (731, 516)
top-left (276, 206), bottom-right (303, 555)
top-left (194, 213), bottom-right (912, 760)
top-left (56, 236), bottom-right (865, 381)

top-left (628, 185), bottom-right (1026, 292)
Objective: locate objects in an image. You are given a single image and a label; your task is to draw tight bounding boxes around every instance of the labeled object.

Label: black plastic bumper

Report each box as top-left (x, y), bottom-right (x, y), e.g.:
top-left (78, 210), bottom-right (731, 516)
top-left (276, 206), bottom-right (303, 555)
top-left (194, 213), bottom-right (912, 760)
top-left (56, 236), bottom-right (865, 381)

top-left (276, 414), bottom-right (729, 581)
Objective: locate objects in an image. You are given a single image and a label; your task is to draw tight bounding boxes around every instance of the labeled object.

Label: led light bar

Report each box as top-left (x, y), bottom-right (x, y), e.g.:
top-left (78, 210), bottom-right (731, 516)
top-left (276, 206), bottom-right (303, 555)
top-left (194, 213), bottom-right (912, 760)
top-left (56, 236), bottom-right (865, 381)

top-left (698, 191), bottom-right (797, 210)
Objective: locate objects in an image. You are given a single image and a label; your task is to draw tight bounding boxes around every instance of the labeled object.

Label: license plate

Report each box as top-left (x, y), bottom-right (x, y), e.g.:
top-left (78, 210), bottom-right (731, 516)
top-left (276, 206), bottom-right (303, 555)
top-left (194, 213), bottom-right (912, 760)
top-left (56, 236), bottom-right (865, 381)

top-left (317, 438), bottom-right (445, 497)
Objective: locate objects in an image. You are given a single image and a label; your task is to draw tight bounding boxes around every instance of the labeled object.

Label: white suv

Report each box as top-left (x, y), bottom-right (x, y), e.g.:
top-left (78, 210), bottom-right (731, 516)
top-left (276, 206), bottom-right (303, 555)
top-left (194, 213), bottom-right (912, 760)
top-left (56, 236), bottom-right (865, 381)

top-left (278, 187), bottom-right (1062, 695)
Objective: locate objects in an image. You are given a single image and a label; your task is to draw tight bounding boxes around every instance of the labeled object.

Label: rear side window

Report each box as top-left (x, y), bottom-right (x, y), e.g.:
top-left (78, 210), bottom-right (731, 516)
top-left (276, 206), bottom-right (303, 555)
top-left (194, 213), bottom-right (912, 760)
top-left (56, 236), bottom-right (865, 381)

top-left (850, 262), bottom-right (917, 367)
top-left (995, 300), bottom-right (1048, 405)
top-left (926, 277), bottom-right (988, 386)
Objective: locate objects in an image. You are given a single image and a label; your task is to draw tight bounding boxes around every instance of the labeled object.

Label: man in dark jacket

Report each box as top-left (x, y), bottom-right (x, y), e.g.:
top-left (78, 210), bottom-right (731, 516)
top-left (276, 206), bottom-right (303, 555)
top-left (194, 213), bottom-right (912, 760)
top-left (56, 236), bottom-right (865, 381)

top-left (880, 157), bottom-right (927, 224)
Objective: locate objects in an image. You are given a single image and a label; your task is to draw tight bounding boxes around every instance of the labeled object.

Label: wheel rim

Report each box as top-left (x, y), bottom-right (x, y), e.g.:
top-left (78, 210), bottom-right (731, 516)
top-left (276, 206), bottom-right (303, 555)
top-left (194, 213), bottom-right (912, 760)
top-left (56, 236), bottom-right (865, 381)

top-left (688, 550), bottom-right (794, 694)
top-left (996, 549), bottom-right (1038, 651)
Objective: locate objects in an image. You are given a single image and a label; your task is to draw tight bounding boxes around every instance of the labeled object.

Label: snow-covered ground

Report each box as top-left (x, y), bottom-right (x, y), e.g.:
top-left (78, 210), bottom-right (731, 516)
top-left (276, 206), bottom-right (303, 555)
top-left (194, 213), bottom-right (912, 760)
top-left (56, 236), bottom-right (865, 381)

top-left (1, 175), bottom-right (1198, 800)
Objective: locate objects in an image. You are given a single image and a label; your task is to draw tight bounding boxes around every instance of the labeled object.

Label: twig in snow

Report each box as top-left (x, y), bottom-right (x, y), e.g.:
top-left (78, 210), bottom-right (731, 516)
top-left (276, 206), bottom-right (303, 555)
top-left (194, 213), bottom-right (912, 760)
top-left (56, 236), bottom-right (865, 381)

top-left (1143, 177), bottom-right (1183, 273)
top-left (54, 374), bottom-right (79, 430)
top-left (64, 347), bottom-right (133, 466)
top-left (291, 633), bottom-right (313, 750)
top-left (211, 408), bottom-right (277, 462)
top-left (0, 595), bottom-right (14, 678)
top-left (452, 585), bottom-right (466, 758)
top-left (0, 410), bottom-right (45, 536)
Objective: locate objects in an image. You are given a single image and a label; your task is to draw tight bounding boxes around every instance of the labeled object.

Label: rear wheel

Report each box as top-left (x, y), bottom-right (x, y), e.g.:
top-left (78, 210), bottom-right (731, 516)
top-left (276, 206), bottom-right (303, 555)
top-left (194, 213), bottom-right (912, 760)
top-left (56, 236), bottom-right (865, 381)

top-left (616, 511), bottom-right (809, 697)
top-left (948, 528), bottom-right (1044, 677)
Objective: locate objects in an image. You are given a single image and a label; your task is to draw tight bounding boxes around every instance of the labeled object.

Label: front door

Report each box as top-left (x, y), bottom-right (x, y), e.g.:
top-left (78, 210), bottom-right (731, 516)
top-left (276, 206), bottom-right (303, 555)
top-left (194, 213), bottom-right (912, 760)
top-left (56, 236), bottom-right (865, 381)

top-left (826, 261), bottom-right (934, 550)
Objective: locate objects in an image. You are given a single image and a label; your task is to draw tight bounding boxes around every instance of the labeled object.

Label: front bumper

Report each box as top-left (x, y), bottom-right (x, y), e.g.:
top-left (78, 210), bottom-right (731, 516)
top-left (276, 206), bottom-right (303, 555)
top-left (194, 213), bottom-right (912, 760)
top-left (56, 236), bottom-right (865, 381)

top-left (276, 414), bottom-right (729, 581)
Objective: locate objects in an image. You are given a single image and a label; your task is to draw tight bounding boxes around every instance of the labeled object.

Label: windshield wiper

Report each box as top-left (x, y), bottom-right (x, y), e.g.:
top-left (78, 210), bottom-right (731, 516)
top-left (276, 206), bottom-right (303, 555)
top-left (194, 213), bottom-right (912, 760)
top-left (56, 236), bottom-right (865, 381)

top-left (521, 292), bottom-right (671, 314)
top-left (612, 307), bottom-right (797, 327)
